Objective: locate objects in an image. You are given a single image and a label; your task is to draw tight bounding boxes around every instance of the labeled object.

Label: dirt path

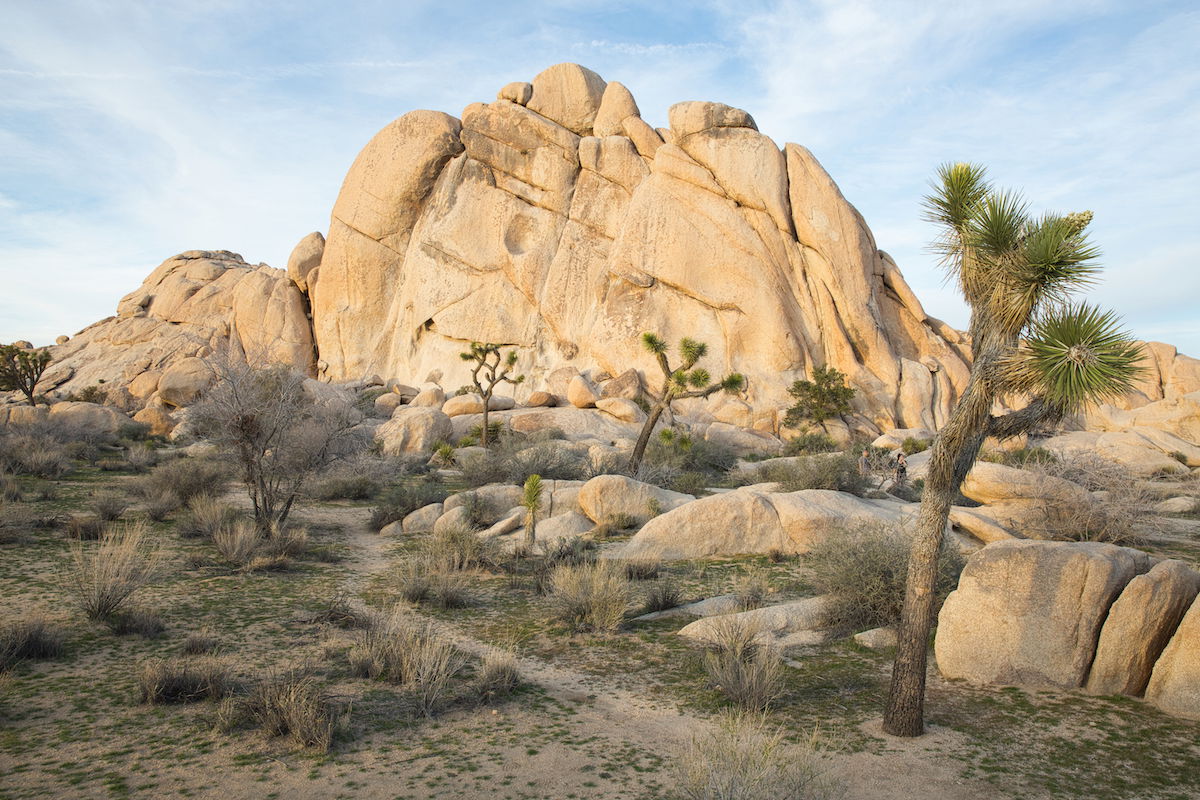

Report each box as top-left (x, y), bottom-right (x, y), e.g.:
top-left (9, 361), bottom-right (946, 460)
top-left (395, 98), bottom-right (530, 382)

top-left (317, 505), bottom-right (989, 800)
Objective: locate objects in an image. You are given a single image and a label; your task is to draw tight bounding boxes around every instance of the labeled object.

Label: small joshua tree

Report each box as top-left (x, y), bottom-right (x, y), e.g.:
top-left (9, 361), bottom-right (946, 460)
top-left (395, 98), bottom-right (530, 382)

top-left (628, 334), bottom-right (745, 475)
top-left (0, 344), bottom-right (52, 406)
top-left (784, 365), bottom-right (856, 429)
top-left (460, 343), bottom-right (525, 448)
top-left (521, 473), bottom-right (543, 551)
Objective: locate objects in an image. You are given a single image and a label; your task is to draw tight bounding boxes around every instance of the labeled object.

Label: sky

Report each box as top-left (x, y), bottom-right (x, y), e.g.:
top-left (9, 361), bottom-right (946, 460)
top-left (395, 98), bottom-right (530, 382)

top-left (2, 0), bottom-right (1198, 355)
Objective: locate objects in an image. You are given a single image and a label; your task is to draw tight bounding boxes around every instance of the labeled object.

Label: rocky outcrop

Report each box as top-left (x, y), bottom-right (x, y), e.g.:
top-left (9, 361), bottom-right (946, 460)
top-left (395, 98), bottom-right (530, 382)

top-left (1145, 595), bottom-right (1200, 719)
top-left (308, 63), bottom-right (974, 435)
top-left (935, 540), bottom-right (1152, 689)
top-left (41, 250), bottom-right (314, 404)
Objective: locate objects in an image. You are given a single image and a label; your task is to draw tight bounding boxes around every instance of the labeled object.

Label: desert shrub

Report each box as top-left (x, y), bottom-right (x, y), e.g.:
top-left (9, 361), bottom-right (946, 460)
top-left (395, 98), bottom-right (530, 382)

top-left (369, 476), bottom-right (448, 531)
top-left (542, 535), bottom-right (596, 566)
top-left (641, 577), bottom-right (683, 614)
top-left (675, 711), bottom-right (842, 800)
top-left (901, 436), bottom-right (930, 455)
top-left (142, 489), bottom-right (179, 522)
top-left (1169, 450), bottom-right (1189, 465)
top-left (261, 524), bottom-right (309, 559)
top-left (212, 520), bottom-right (262, 566)
top-left (1028, 453), bottom-right (1160, 544)
top-left (139, 657), bottom-right (231, 703)
top-left (92, 492), bottom-right (128, 522)
top-left (98, 458), bottom-right (130, 472)
top-left (308, 593), bottom-right (378, 630)
top-left (807, 523), bottom-right (963, 630)
top-left (241, 669), bottom-right (341, 751)
top-left (979, 446), bottom-right (1057, 467)
top-left (125, 443), bottom-right (157, 472)
top-left (181, 629), bottom-right (220, 655)
top-left (176, 496), bottom-right (239, 539)
top-left (457, 437), bottom-right (586, 488)
top-left (67, 522), bottom-right (163, 620)
top-left (645, 430), bottom-right (738, 480)
top-left (475, 648), bottom-right (521, 702)
top-left (348, 608), bottom-right (466, 716)
top-left (394, 555), bottom-right (474, 609)
top-left (425, 522), bottom-right (498, 572)
top-left (732, 569), bottom-right (770, 611)
top-left (0, 615), bottom-right (66, 670)
top-left (549, 561), bottom-right (631, 633)
top-left (66, 515), bottom-right (106, 541)
top-left (308, 473), bottom-right (380, 501)
top-left (756, 453), bottom-right (868, 496)
top-left (0, 473), bottom-right (23, 503)
top-left (33, 482), bottom-right (59, 502)
top-left (701, 616), bottom-right (782, 711)
top-left (622, 556), bottom-right (661, 581)
top-left (106, 606), bottom-right (166, 638)
top-left (670, 470), bottom-right (713, 497)
top-left (3, 436), bottom-right (71, 478)
top-left (134, 458), bottom-right (228, 505)
top-left (0, 505), bottom-right (63, 544)
top-left (783, 432), bottom-right (839, 455)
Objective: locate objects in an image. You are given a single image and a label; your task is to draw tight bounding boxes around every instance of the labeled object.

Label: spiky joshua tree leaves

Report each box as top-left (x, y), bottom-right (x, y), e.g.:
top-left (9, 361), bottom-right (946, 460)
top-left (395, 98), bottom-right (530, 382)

top-left (627, 334), bottom-right (746, 475)
top-left (460, 342), bottom-right (525, 448)
top-left (0, 344), bottom-right (52, 406)
top-left (521, 473), bottom-right (543, 551)
top-left (883, 164), bottom-right (1144, 737)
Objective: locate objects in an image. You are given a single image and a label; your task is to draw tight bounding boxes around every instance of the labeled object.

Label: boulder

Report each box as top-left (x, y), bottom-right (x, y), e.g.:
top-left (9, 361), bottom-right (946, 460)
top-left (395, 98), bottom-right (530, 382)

top-left (635, 593), bottom-right (741, 621)
top-left (527, 62), bottom-right (606, 135)
top-left (668, 101), bottom-right (757, 137)
top-left (401, 502), bottom-right (444, 534)
top-left (567, 375), bottom-right (600, 409)
top-left (507, 407), bottom-right (641, 442)
top-left (533, 510), bottom-right (595, 544)
top-left (526, 390), bottom-right (557, 407)
top-left (934, 540), bottom-right (1151, 689)
top-left (872, 428), bottom-right (935, 451)
top-left (1156, 496), bottom-right (1199, 514)
top-left (410, 385), bottom-right (445, 408)
top-left (596, 397), bottom-right (645, 424)
top-left (854, 627), bottom-right (898, 650)
top-left (443, 483), bottom-right (523, 525)
top-left (1087, 559), bottom-right (1200, 696)
top-left (599, 368), bottom-right (642, 401)
top-left (1145, 596), bottom-right (1200, 718)
top-left (379, 520), bottom-right (403, 537)
top-left (286, 231), bottom-right (325, 292)
top-left (678, 597), bottom-right (831, 647)
top-left (48, 401), bottom-right (129, 436)
top-left (703, 422), bottom-right (784, 457)
top-left (620, 487), bottom-right (913, 560)
top-left (443, 393), bottom-right (486, 416)
top-left (482, 507), bottom-right (524, 537)
top-left (593, 81), bottom-right (640, 137)
top-left (577, 475), bottom-right (693, 525)
top-left (157, 357), bottom-right (212, 408)
top-left (375, 407), bottom-right (453, 454)
top-left (132, 405), bottom-right (175, 437)
top-left (0, 405), bottom-right (49, 426)
top-left (497, 81), bottom-right (533, 106)
top-left (374, 392), bottom-right (406, 416)
top-left (433, 505), bottom-right (473, 535)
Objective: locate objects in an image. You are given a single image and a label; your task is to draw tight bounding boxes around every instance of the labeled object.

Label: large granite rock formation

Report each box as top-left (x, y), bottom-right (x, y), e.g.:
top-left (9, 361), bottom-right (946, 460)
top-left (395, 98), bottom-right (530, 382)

top-left (40, 250), bottom-right (313, 405)
top-left (306, 63), bottom-right (974, 435)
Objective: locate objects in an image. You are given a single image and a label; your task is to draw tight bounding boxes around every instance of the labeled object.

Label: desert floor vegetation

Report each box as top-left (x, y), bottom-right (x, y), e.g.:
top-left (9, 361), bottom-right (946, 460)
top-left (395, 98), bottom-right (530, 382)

top-left (0, 446), bottom-right (1197, 800)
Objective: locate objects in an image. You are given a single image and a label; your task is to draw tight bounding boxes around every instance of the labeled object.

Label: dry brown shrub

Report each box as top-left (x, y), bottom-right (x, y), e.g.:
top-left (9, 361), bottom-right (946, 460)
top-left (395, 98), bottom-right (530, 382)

top-left (701, 616), bottom-right (782, 712)
top-left (67, 522), bottom-right (163, 620)
top-left (139, 657), bottom-right (231, 703)
top-left (549, 560), bottom-right (632, 633)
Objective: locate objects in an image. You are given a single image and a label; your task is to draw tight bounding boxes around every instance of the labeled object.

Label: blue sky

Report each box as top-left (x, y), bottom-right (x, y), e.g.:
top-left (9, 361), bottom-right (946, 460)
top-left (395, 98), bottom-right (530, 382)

top-left (2, 0), bottom-right (1198, 356)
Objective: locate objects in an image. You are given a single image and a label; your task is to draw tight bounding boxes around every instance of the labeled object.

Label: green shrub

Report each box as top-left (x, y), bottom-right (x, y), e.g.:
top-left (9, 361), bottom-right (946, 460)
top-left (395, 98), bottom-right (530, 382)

top-left (308, 473), bottom-right (381, 501)
top-left (783, 432), bottom-right (839, 455)
top-left (901, 437), bottom-right (930, 455)
top-left (784, 365), bottom-right (855, 428)
top-left (641, 577), bottom-right (683, 614)
top-left (806, 523), bottom-right (964, 630)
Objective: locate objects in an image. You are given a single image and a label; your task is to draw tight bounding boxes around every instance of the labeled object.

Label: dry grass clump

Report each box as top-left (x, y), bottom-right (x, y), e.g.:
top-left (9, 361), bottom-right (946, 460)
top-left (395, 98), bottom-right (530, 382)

top-left (474, 648), bottom-right (521, 702)
top-left (176, 495), bottom-right (239, 539)
top-left (261, 524), bottom-right (309, 559)
top-left (394, 555), bottom-right (474, 609)
top-left (213, 520), bottom-right (262, 566)
top-left (91, 492), bottom-right (128, 522)
top-left (675, 711), bottom-right (843, 800)
top-left (641, 576), bottom-right (684, 614)
top-left (733, 569), bottom-right (770, 611)
top-left (806, 523), bottom-right (962, 631)
top-left (1, 434), bottom-right (72, 478)
top-left (1029, 453), bottom-right (1162, 544)
top-left (308, 593), bottom-right (378, 630)
top-left (230, 668), bottom-right (343, 751)
top-left (66, 521), bottom-right (163, 620)
top-left (701, 616), bottom-right (783, 712)
top-left (139, 656), bottom-right (232, 703)
top-left (622, 556), bottom-right (662, 581)
top-left (425, 522), bottom-right (498, 572)
top-left (549, 561), bottom-right (632, 633)
top-left (142, 489), bottom-right (179, 522)
top-left (106, 607), bottom-right (166, 638)
top-left (348, 608), bottom-right (466, 717)
top-left (0, 473), bottom-right (22, 503)
top-left (0, 505), bottom-right (62, 544)
top-left (133, 458), bottom-right (228, 506)
top-left (368, 477), bottom-right (449, 531)
top-left (181, 628), bottom-right (220, 655)
top-left (308, 472), bottom-right (381, 501)
top-left (0, 615), bottom-right (66, 670)
top-left (66, 515), bottom-right (106, 541)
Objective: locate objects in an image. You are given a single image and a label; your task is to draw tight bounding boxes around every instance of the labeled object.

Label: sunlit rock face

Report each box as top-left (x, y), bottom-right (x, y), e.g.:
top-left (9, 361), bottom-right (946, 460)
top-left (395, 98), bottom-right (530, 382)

top-left (308, 63), bottom-right (973, 435)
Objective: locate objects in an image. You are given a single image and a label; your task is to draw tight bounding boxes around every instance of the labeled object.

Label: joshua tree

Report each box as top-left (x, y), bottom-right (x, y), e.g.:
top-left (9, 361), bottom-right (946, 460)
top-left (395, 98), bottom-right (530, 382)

top-left (191, 356), bottom-right (367, 532)
top-left (882, 163), bottom-right (1143, 737)
top-left (628, 334), bottom-right (746, 475)
top-left (521, 473), bottom-right (543, 551)
top-left (460, 342), bottom-right (524, 448)
top-left (784, 365), bottom-right (856, 429)
top-left (0, 344), bottom-right (51, 406)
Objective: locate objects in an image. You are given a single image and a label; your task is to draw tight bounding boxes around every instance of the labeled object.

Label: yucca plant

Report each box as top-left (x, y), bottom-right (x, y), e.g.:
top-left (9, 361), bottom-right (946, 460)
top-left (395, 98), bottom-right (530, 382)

top-left (628, 334), bottom-right (746, 474)
top-left (884, 164), bottom-right (1144, 737)
top-left (521, 473), bottom-right (543, 551)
